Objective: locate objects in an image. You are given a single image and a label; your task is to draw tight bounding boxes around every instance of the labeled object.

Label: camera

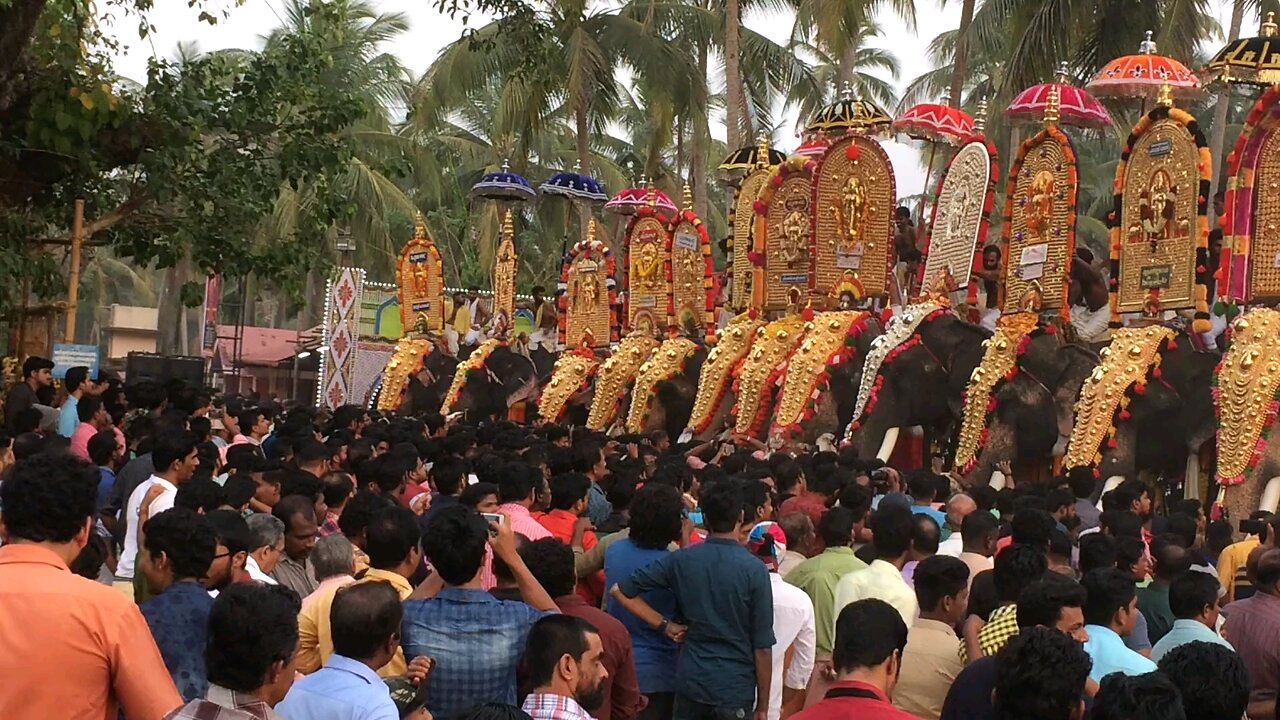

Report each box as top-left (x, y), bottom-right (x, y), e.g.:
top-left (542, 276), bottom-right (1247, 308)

top-left (1241, 518), bottom-right (1269, 538)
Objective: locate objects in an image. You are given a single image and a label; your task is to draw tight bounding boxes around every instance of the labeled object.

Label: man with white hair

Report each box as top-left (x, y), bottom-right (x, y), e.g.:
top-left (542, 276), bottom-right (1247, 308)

top-left (245, 514), bottom-right (284, 585)
top-left (937, 494), bottom-right (976, 558)
top-left (303, 535), bottom-right (356, 609)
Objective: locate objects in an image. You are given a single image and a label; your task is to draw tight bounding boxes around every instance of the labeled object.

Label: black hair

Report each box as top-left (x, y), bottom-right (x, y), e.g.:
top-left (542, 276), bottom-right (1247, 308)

top-left (911, 513), bottom-right (941, 556)
top-left (700, 479), bottom-right (745, 533)
top-left (237, 408), bottom-right (266, 435)
top-left (1165, 513), bottom-right (1197, 549)
top-left (1103, 511), bottom-right (1143, 540)
top-left (1151, 535), bottom-right (1191, 581)
top-left (1115, 535), bottom-right (1145, 574)
top-left (741, 479), bottom-right (772, 521)
top-left (70, 532), bottom-right (110, 580)
top-left (1078, 533), bottom-right (1118, 575)
top-left (223, 474), bottom-right (257, 509)
top-left (1168, 571), bottom-right (1220, 619)
top-left (1010, 508), bottom-right (1055, 547)
top-left (188, 416), bottom-right (212, 443)
top-left (432, 456), bottom-right (468, 496)
top-left (175, 478), bottom-right (225, 514)
top-left (1092, 672), bottom-right (1185, 720)
top-left (1045, 487), bottom-right (1073, 514)
top-left (0, 453), bottom-right (98, 542)
top-left (65, 366), bottom-right (89, 393)
top-left (1048, 528), bottom-right (1072, 559)
top-left (206, 509), bottom-right (252, 556)
top-left (331, 580), bottom-right (403, 661)
top-left (338, 491), bottom-right (396, 541)
top-left (294, 438), bottom-right (329, 467)
top-left (280, 470), bottom-right (323, 505)
top-left (994, 543), bottom-right (1048, 603)
top-left (837, 483), bottom-right (872, 524)
top-left (906, 469), bottom-right (937, 502)
top-left (961, 510), bottom-right (999, 548)
top-left (153, 428), bottom-right (198, 474)
top-left (1258, 547), bottom-right (1280, 588)
top-left (1109, 478), bottom-right (1149, 513)
top-left (1171, 498), bottom-right (1203, 519)
top-left (1068, 467), bottom-right (1096, 500)
top-left (869, 504), bottom-right (915, 560)
top-left (549, 472), bottom-right (591, 511)
top-left (497, 461), bottom-right (538, 504)
top-left (421, 504), bottom-right (489, 585)
top-left (12, 430), bottom-right (43, 459)
top-left (832, 599), bottom-right (908, 673)
top-left (87, 429), bottom-right (119, 466)
top-left (76, 395), bottom-right (102, 424)
top-left (205, 583), bottom-right (301, 692)
top-left (144, 507), bottom-right (218, 580)
top-left (1016, 573), bottom-right (1087, 628)
top-left (523, 614), bottom-right (599, 688)
top-left (460, 481), bottom-right (499, 510)
top-left (365, 506), bottom-right (420, 570)
top-left (571, 439), bottom-right (604, 475)
top-left (520, 537), bottom-right (577, 598)
top-left (1081, 567), bottom-right (1137, 627)
top-left (629, 483), bottom-right (683, 550)
top-left (993, 627), bottom-right (1092, 720)
top-left (817, 506), bottom-right (858, 548)
top-left (321, 471), bottom-right (355, 508)
top-left (773, 458), bottom-right (804, 494)
top-left (913, 555), bottom-right (969, 612)
top-left (1158, 641), bottom-right (1250, 720)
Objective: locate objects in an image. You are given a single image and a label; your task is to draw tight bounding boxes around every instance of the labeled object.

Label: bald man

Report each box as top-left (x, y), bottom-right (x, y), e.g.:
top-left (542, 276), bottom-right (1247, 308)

top-left (937, 494), bottom-right (976, 557)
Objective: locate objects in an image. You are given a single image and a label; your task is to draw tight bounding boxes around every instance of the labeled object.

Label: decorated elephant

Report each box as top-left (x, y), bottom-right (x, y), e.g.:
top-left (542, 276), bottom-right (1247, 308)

top-left (683, 314), bottom-right (764, 442)
top-left (374, 335), bottom-right (458, 415)
top-left (1209, 310), bottom-right (1280, 520)
top-left (624, 337), bottom-right (708, 441)
top-left (441, 340), bottom-right (556, 422)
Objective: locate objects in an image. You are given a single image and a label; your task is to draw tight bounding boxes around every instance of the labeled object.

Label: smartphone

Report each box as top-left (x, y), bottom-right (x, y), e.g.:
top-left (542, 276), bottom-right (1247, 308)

top-left (481, 512), bottom-right (505, 527)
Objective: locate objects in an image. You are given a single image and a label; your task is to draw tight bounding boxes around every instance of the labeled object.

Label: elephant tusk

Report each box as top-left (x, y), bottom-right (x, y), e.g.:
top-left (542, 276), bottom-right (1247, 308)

top-left (1184, 454), bottom-right (1200, 501)
top-left (876, 427), bottom-right (900, 462)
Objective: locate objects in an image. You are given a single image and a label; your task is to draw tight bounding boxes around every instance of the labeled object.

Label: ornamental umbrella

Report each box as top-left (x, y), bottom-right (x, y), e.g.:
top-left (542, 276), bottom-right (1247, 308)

top-left (892, 88), bottom-right (974, 145)
top-left (539, 165), bottom-right (609, 203)
top-left (1007, 62), bottom-right (1113, 129)
top-left (718, 143), bottom-right (786, 186)
top-left (794, 131), bottom-right (832, 159)
top-left (1203, 12), bottom-right (1280, 87)
top-left (1087, 31), bottom-right (1201, 100)
top-left (605, 179), bottom-right (678, 216)
top-left (469, 160), bottom-right (538, 202)
top-left (806, 82), bottom-right (894, 136)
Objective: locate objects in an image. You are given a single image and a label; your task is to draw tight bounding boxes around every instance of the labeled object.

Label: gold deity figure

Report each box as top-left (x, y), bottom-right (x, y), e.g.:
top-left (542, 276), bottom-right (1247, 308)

top-left (944, 188), bottom-right (970, 244)
top-left (634, 242), bottom-right (662, 291)
top-left (635, 311), bottom-right (656, 337)
top-left (1024, 170), bottom-right (1056, 238)
top-left (574, 271), bottom-right (600, 314)
top-left (677, 247), bottom-right (701, 292)
top-left (830, 176), bottom-right (868, 252)
top-left (781, 211), bottom-right (809, 265)
top-left (412, 262), bottom-right (431, 295)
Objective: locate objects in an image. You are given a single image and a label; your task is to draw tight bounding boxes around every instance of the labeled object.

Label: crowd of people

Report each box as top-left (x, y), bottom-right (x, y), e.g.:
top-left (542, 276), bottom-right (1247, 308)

top-left (0, 365), bottom-right (1275, 720)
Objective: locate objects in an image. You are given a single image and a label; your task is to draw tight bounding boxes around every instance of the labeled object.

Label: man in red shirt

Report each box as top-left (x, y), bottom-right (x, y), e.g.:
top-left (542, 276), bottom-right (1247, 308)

top-left (790, 598), bottom-right (916, 720)
top-left (538, 473), bottom-right (604, 604)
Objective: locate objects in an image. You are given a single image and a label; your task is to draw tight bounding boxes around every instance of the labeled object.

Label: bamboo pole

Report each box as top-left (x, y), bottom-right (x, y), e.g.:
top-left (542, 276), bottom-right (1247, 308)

top-left (64, 198), bottom-right (85, 343)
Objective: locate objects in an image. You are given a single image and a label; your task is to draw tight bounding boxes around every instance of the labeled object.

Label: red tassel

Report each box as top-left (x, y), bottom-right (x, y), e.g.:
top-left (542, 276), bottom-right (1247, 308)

top-left (1166, 338), bottom-right (1178, 350)
top-left (845, 144), bottom-right (859, 161)
top-left (1134, 383), bottom-right (1147, 395)
top-left (1107, 211), bottom-right (1116, 221)
top-left (1196, 265), bottom-right (1206, 273)
top-left (1107, 437), bottom-right (1118, 449)
top-left (1119, 409), bottom-right (1131, 421)
top-left (802, 306), bottom-right (815, 321)
top-left (1093, 468), bottom-right (1102, 478)
top-left (1043, 323), bottom-right (1057, 335)
top-left (753, 200), bottom-right (768, 214)
top-left (770, 175), bottom-right (782, 188)
top-left (1152, 367), bottom-right (1162, 379)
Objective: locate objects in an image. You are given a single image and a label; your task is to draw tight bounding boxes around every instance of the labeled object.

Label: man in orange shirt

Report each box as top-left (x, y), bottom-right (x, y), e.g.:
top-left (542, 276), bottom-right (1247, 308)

top-left (0, 452), bottom-right (181, 719)
top-left (537, 472), bottom-right (604, 605)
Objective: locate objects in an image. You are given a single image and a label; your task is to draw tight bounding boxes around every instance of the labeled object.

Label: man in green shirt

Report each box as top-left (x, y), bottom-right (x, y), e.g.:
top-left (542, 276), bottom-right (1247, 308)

top-left (1137, 537), bottom-right (1191, 644)
top-left (784, 506), bottom-right (867, 705)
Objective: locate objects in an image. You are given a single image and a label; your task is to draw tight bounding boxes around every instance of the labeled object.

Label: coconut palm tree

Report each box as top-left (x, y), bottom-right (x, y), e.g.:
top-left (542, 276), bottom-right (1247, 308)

top-left (786, 20), bottom-right (901, 131)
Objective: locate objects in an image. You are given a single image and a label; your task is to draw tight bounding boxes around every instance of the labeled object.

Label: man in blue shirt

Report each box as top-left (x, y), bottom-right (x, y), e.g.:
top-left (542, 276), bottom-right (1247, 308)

top-left (906, 471), bottom-right (947, 530)
top-left (279, 581), bottom-right (412, 720)
top-left (1081, 568), bottom-right (1156, 682)
top-left (611, 479), bottom-right (775, 720)
top-left (1150, 570), bottom-right (1233, 662)
top-left (401, 503), bottom-right (557, 720)
top-left (139, 507), bottom-right (218, 703)
top-left (57, 366), bottom-right (95, 439)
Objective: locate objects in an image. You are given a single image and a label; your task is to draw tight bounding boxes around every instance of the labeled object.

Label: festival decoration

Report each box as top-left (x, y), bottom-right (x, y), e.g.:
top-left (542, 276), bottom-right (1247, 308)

top-left (396, 213), bottom-right (445, 333)
top-left (752, 154), bottom-right (817, 310)
top-left (719, 143), bottom-right (787, 185)
top-left (469, 160), bottom-right (538, 202)
top-left (770, 311), bottom-right (871, 439)
top-left (1107, 83), bottom-right (1212, 333)
top-left (920, 114), bottom-right (999, 309)
top-left (1088, 31), bottom-right (1201, 100)
top-left (624, 184), bottom-right (673, 335)
top-left (624, 337), bottom-right (701, 433)
top-left (733, 315), bottom-right (807, 436)
top-left (1006, 62), bottom-right (1112, 129)
top-left (539, 165), bottom-right (609, 203)
top-left (1222, 84), bottom-right (1280, 302)
top-left (1063, 325), bottom-right (1176, 471)
top-left (586, 335), bottom-right (661, 430)
top-left (558, 218), bottom-right (617, 349)
top-left (668, 185), bottom-right (716, 338)
top-left (728, 136), bottom-right (777, 309)
top-left (812, 133), bottom-right (895, 303)
top-left (491, 210), bottom-right (518, 339)
top-left (795, 131), bottom-right (832, 159)
top-left (322, 267), bottom-right (364, 410)
top-left (1204, 13), bottom-right (1280, 88)
top-left (953, 313), bottom-right (1044, 471)
top-left (373, 338), bottom-right (434, 413)
top-left (537, 347), bottom-right (602, 423)
top-left (892, 89), bottom-right (974, 145)
top-left (1002, 84), bottom-right (1078, 318)
top-left (805, 83), bottom-right (894, 136)
top-left (685, 314), bottom-right (764, 436)
top-left (1215, 309), bottom-right (1280, 486)
top-left (440, 337), bottom-right (504, 415)
top-left (605, 181), bottom-right (678, 216)
top-left (845, 301), bottom-right (948, 440)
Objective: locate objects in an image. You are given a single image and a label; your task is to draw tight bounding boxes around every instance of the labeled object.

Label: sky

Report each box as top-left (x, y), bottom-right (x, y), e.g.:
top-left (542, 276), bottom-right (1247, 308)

top-left (101, 0), bottom-right (1249, 201)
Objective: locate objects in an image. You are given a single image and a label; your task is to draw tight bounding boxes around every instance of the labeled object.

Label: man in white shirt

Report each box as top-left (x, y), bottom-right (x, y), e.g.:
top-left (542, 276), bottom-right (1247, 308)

top-left (748, 522), bottom-right (816, 720)
top-left (115, 429), bottom-right (199, 599)
top-left (936, 494), bottom-right (975, 558)
top-left (244, 514), bottom-right (284, 585)
top-left (834, 504), bottom-right (919, 632)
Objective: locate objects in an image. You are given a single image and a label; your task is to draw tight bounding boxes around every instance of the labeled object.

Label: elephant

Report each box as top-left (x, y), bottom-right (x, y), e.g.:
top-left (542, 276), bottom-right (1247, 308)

top-left (371, 335), bottom-right (458, 415)
top-left (847, 311), bottom-right (992, 465)
top-left (624, 339), bottom-right (708, 441)
top-left (446, 344), bottom-right (557, 423)
top-left (682, 316), bottom-right (764, 442)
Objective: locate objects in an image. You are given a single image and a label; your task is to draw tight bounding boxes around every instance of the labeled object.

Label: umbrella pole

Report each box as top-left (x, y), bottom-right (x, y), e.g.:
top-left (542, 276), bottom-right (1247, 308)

top-left (918, 143), bottom-right (939, 232)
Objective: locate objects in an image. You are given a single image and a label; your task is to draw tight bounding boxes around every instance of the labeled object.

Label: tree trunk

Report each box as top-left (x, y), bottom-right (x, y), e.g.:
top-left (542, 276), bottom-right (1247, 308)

top-left (575, 102), bottom-right (593, 238)
top-left (693, 43), bottom-right (710, 224)
top-left (156, 265), bottom-right (183, 355)
top-left (948, 0), bottom-right (976, 108)
top-left (839, 44), bottom-right (858, 86)
top-left (1208, 0), bottom-right (1245, 225)
top-left (724, 0), bottom-right (745, 147)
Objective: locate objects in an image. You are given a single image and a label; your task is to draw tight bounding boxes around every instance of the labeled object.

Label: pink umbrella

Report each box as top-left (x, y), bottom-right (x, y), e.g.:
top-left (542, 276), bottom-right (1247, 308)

top-left (892, 88), bottom-right (975, 146)
top-left (605, 180), bottom-right (678, 216)
top-left (794, 131), bottom-right (832, 159)
top-left (1008, 63), bottom-right (1113, 128)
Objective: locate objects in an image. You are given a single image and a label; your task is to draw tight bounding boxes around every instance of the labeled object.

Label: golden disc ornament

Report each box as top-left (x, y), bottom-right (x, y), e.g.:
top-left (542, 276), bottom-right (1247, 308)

top-left (812, 135), bottom-right (896, 301)
top-left (376, 337), bottom-right (435, 413)
top-left (846, 301), bottom-right (948, 438)
top-left (440, 338), bottom-right (505, 415)
top-left (770, 311), bottom-right (873, 437)
top-left (1215, 309), bottom-right (1280, 485)
top-left (733, 315), bottom-right (807, 436)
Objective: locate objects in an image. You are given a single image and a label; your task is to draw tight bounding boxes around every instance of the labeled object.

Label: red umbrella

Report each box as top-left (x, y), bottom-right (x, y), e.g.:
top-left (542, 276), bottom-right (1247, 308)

top-left (892, 88), bottom-right (975, 146)
top-left (1008, 62), bottom-right (1113, 128)
top-left (1087, 31), bottom-right (1201, 100)
top-left (605, 180), bottom-right (677, 216)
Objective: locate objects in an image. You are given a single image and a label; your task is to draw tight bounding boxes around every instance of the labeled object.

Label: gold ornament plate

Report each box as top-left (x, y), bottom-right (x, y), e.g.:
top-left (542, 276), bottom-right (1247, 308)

top-left (1117, 118), bottom-right (1199, 313)
top-left (397, 214), bottom-right (445, 333)
top-left (732, 169), bottom-right (771, 309)
top-left (440, 338), bottom-right (504, 414)
top-left (1249, 129), bottom-right (1280, 300)
top-left (734, 315), bottom-right (807, 435)
top-left (376, 337), bottom-right (434, 412)
top-left (1063, 325), bottom-right (1175, 469)
top-left (1216, 309), bottom-right (1280, 482)
top-left (565, 240), bottom-right (612, 349)
top-left (954, 313), bottom-right (1041, 469)
top-left (923, 141), bottom-right (992, 294)
top-left (627, 215), bottom-right (670, 331)
top-left (813, 136), bottom-right (894, 299)
top-left (847, 301), bottom-right (944, 434)
top-left (686, 315), bottom-right (763, 435)
top-left (538, 351), bottom-right (600, 422)
top-left (671, 218), bottom-right (710, 333)
top-left (773, 311), bottom-right (868, 429)
top-left (492, 212), bottom-right (518, 327)
top-left (763, 176), bottom-right (814, 310)
top-left (625, 338), bottom-right (700, 433)
top-left (586, 335), bottom-right (660, 430)
top-left (1003, 128), bottom-right (1076, 313)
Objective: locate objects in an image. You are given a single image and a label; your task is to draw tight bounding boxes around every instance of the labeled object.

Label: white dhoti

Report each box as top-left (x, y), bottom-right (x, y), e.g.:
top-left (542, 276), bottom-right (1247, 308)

top-left (1071, 304), bottom-right (1111, 343)
top-left (529, 328), bottom-right (555, 351)
top-left (979, 306), bottom-right (999, 331)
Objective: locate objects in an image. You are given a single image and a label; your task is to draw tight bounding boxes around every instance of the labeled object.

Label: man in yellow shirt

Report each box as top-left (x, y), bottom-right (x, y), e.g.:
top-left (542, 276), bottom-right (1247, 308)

top-left (1219, 514), bottom-right (1278, 602)
top-left (298, 506), bottom-right (421, 676)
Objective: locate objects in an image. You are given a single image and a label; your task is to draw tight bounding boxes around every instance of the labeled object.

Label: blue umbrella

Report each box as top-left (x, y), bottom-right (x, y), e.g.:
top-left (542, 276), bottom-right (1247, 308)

top-left (539, 164), bottom-right (608, 204)
top-left (470, 160), bottom-right (538, 202)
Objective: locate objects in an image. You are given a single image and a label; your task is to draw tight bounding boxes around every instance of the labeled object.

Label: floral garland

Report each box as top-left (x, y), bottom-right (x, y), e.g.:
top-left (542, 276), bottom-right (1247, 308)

top-left (770, 311), bottom-right (872, 439)
top-left (750, 155), bottom-right (817, 310)
top-left (667, 208), bottom-right (717, 341)
top-left (1214, 308), bottom-right (1280, 486)
top-left (623, 203), bottom-right (674, 334)
top-left (440, 338), bottom-right (505, 414)
top-left (686, 313), bottom-right (763, 435)
top-left (624, 337), bottom-right (700, 433)
top-left (557, 233), bottom-right (618, 347)
top-left (586, 334), bottom-right (660, 430)
top-left (1222, 85), bottom-right (1280, 305)
top-left (1001, 124), bottom-right (1077, 322)
top-left (1107, 105), bottom-right (1213, 333)
top-left (376, 337), bottom-right (434, 413)
top-left (537, 346), bottom-right (602, 423)
top-left (921, 133), bottom-right (999, 308)
top-left (845, 303), bottom-right (947, 440)
top-left (732, 314), bottom-right (806, 437)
